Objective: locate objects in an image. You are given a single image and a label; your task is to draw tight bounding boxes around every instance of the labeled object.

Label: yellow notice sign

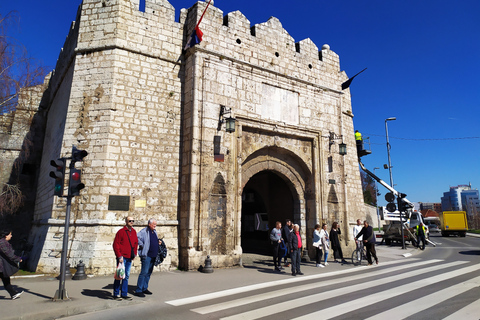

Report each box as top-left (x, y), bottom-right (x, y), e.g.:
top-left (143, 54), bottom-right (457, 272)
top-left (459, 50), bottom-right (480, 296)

top-left (135, 199), bottom-right (147, 208)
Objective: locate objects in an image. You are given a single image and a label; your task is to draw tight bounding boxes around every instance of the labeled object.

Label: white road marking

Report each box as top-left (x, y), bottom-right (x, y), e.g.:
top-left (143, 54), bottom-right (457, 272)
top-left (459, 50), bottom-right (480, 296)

top-left (292, 264), bottom-right (480, 320)
top-left (192, 259), bottom-right (440, 314)
top-left (220, 260), bottom-right (467, 320)
top-left (165, 258), bottom-right (417, 306)
top-left (366, 275), bottom-right (480, 320)
top-left (442, 298), bottom-right (480, 320)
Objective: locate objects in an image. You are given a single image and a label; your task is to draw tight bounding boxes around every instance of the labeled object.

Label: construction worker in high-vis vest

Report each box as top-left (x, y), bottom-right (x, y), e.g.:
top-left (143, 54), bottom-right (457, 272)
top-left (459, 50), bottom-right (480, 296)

top-left (416, 223), bottom-right (426, 250)
top-left (355, 130), bottom-right (363, 151)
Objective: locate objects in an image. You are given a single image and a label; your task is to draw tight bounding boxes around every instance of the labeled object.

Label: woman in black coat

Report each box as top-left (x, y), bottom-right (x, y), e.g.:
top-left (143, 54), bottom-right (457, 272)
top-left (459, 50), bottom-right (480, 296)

top-left (0, 229), bottom-right (23, 299)
top-left (330, 222), bottom-right (347, 264)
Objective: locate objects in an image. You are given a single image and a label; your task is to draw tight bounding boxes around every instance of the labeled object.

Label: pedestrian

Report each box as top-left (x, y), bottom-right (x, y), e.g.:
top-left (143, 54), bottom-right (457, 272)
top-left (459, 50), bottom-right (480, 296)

top-left (353, 219), bottom-right (363, 261)
top-left (288, 224), bottom-right (303, 276)
top-left (269, 221), bottom-right (284, 272)
top-left (355, 220), bottom-right (378, 265)
top-left (330, 222), bottom-right (347, 264)
top-left (416, 222), bottom-right (426, 250)
top-left (313, 224), bottom-right (324, 268)
top-left (320, 223), bottom-right (329, 265)
top-left (355, 130), bottom-right (363, 151)
top-left (282, 219), bottom-right (293, 267)
top-left (135, 218), bottom-right (162, 297)
top-left (0, 229), bottom-right (24, 300)
top-left (112, 216), bottom-right (138, 300)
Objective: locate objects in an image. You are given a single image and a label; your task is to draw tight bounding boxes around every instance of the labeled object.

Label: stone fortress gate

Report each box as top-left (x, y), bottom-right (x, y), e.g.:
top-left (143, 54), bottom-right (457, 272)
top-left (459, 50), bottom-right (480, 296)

top-left (25, 0), bottom-right (365, 275)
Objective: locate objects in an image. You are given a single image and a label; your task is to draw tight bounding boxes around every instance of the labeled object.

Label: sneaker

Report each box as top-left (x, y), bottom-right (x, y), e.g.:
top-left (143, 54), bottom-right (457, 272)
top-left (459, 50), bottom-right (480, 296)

top-left (122, 295), bottom-right (133, 300)
top-left (324, 262), bottom-right (329, 266)
top-left (297, 272), bottom-right (304, 275)
top-left (292, 272), bottom-right (296, 276)
top-left (134, 292), bottom-right (145, 297)
top-left (318, 264), bottom-right (325, 268)
top-left (113, 296), bottom-right (123, 301)
top-left (11, 291), bottom-right (24, 300)
top-left (284, 263), bottom-right (290, 267)
top-left (143, 289), bottom-right (153, 295)
top-left (274, 267), bottom-right (282, 272)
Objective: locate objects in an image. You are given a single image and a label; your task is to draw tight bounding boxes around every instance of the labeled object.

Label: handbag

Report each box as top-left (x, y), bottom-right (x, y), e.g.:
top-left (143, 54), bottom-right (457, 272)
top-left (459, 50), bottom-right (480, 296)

top-left (114, 261), bottom-right (125, 280)
top-left (0, 253), bottom-right (19, 277)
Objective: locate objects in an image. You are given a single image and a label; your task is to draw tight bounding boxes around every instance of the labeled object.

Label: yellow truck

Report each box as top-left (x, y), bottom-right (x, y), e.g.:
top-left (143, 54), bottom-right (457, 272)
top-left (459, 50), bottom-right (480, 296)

top-left (440, 211), bottom-right (468, 237)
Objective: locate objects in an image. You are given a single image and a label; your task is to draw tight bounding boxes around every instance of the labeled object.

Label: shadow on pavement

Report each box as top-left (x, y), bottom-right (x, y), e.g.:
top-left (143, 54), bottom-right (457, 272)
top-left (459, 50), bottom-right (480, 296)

top-left (81, 289), bottom-right (112, 299)
top-left (458, 250), bottom-right (480, 256)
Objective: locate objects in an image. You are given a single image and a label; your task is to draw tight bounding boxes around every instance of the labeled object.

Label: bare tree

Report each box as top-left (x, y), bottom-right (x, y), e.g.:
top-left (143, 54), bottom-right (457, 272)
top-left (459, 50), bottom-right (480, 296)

top-left (0, 12), bottom-right (48, 216)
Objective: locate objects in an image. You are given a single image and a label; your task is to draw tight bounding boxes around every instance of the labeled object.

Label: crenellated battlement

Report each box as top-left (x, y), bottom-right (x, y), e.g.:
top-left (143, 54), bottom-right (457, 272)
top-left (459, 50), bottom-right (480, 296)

top-left (74, 0), bottom-right (344, 89)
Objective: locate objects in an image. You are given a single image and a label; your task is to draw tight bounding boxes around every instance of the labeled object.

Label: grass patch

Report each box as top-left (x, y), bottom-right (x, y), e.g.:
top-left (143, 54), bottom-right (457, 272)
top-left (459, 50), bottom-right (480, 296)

top-left (13, 269), bottom-right (38, 276)
top-left (468, 229), bottom-right (480, 234)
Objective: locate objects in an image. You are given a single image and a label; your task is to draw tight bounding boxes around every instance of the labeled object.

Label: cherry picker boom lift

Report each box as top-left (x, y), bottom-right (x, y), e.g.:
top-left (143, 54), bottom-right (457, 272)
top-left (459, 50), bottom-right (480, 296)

top-left (357, 139), bottom-right (436, 247)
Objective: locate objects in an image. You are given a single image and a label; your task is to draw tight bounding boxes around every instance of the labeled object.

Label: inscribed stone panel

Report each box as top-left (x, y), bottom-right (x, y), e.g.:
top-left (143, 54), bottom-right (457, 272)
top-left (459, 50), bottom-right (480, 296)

top-left (260, 84), bottom-right (299, 125)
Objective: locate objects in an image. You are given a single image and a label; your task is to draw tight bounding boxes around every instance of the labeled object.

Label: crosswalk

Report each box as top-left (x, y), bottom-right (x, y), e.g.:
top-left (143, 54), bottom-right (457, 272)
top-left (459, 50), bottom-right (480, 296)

top-left (166, 258), bottom-right (480, 320)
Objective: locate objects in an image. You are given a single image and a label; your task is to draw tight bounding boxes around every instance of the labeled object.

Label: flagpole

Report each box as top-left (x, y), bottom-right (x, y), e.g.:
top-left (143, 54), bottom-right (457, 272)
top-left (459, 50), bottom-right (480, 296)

top-left (196, 0), bottom-right (213, 29)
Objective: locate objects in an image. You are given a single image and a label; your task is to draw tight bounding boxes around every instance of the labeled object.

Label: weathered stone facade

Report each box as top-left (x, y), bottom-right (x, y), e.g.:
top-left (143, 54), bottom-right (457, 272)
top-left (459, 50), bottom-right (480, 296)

top-left (23, 0), bottom-right (366, 275)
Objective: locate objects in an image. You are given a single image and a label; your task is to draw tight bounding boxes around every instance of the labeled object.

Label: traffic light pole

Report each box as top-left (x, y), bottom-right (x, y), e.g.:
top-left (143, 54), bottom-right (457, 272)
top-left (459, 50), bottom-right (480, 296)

top-left (51, 145), bottom-right (88, 301)
top-left (398, 198), bottom-right (406, 249)
top-left (53, 194), bottom-right (72, 301)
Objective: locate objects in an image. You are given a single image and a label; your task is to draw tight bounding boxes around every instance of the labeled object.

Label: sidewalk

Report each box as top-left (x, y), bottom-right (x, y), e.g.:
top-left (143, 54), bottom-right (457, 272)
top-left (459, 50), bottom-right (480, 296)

top-left (1, 243), bottom-right (420, 320)
top-left (466, 232), bottom-right (480, 238)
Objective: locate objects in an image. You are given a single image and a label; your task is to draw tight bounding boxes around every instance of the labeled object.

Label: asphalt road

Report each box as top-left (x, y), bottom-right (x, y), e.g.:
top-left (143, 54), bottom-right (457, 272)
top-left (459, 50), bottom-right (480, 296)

top-left (60, 234), bottom-right (480, 320)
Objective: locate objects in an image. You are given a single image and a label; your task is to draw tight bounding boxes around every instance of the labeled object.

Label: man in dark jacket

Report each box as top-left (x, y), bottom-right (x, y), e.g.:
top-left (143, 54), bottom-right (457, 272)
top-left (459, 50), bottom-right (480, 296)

top-left (288, 224), bottom-right (303, 276)
top-left (113, 216), bottom-right (138, 300)
top-left (355, 220), bottom-right (378, 265)
top-left (281, 219), bottom-right (293, 267)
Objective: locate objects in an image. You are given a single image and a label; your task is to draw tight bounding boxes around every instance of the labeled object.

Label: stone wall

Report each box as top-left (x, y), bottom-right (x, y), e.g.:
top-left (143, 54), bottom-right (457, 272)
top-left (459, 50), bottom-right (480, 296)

top-left (26, 0), bottom-right (365, 274)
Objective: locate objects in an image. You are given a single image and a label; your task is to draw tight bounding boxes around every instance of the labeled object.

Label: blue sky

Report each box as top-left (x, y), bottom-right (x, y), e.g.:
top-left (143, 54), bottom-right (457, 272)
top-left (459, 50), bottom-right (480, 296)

top-left (2, 0), bottom-right (479, 204)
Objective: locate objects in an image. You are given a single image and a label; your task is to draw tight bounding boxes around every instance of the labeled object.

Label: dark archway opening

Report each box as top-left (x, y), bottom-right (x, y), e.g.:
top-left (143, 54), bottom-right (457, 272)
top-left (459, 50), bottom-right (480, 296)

top-left (241, 171), bottom-right (294, 254)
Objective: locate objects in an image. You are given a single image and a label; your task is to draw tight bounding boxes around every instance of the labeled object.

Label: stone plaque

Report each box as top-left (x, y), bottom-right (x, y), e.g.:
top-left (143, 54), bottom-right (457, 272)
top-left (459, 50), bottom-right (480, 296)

top-left (261, 84), bottom-right (299, 125)
top-left (108, 195), bottom-right (130, 211)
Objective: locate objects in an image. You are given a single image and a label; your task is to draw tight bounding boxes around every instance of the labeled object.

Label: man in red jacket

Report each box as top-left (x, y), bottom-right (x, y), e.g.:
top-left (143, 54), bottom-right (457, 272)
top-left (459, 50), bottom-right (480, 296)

top-left (113, 216), bottom-right (138, 300)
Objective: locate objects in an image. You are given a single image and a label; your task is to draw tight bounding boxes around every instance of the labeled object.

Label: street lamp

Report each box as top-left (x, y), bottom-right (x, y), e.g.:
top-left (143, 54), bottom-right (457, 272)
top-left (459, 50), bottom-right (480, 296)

top-left (373, 167), bottom-right (381, 230)
top-left (385, 117), bottom-right (405, 249)
top-left (385, 117), bottom-right (396, 188)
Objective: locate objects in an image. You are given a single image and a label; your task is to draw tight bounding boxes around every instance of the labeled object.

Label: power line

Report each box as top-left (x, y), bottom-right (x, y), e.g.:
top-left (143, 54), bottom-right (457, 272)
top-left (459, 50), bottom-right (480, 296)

top-left (364, 133), bottom-right (480, 141)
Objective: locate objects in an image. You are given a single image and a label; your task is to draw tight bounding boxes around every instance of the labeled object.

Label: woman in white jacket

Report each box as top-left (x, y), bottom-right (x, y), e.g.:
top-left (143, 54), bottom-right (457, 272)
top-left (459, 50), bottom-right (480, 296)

top-left (319, 223), bottom-right (330, 266)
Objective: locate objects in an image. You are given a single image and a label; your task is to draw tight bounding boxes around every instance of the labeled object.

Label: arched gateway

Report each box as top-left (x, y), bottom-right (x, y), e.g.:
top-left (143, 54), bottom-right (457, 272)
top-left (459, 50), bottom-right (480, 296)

top-left (239, 132), bottom-right (317, 260)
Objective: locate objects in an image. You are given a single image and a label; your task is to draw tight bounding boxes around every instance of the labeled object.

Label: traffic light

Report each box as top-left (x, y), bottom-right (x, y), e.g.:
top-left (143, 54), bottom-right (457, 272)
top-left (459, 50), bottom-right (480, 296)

top-left (385, 192), bottom-right (396, 213)
top-left (69, 146), bottom-right (88, 196)
top-left (397, 193), bottom-right (413, 212)
top-left (69, 168), bottom-right (84, 196)
top-left (72, 146), bottom-right (88, 163)
top-left (50, 159), bottom-right (66, 196)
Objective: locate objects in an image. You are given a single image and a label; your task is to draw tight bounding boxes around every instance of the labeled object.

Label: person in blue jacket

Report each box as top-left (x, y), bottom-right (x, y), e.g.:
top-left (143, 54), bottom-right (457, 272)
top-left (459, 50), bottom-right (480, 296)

top-left (135, 218), bottom-right (162, 297)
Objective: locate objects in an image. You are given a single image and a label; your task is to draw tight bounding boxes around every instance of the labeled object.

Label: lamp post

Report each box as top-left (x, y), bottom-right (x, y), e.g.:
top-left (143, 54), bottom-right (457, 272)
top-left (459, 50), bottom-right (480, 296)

top-left (385, 117), bottom-right (405, 249)
top-left (385, 117), bottom-right (396, 188)
top-left (373, 167), bottom-right (381, 230)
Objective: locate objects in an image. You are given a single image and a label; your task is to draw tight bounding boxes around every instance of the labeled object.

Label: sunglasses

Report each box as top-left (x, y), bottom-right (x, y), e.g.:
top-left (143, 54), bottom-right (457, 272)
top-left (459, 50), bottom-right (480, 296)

top-left (128, 220), bottom-right (135, 223)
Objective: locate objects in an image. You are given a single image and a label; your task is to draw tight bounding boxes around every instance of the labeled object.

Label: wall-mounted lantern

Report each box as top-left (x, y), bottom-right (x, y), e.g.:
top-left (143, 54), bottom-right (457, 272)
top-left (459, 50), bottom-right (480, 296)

top-left (218, 105), bottom-right (236, 133)
top-left (327, 131), bottom-right (346, 155)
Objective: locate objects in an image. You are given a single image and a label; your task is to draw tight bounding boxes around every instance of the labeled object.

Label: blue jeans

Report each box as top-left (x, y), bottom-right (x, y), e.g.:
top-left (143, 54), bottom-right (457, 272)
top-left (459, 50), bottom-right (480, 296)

top-left (135, 256), bottom-right (155, 293)
top-left (113, 257), bottom-right (132, 297)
